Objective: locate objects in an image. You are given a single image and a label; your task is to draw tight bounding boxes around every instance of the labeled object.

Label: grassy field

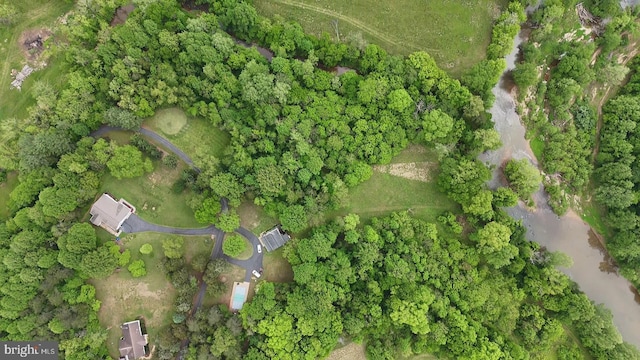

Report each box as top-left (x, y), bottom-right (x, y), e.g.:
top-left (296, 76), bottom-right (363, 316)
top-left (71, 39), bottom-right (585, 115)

top-left (0, 0), bottom-right (73, 119)
top-left (262, 247), bottom-right (294, 283)
top-left (92, 232), bottom-right (177, 358)
top-left (253, 0), bottom-right (508, 77)
top-left (93, 232), bottom-right (213, 358)
top-left (317, 145), bottom-right (456, 225)
top-left (145, 107), bottom-right (231, 160)
top-left (0, 172), bottom-right (18, 219)
top-left (184, 234), bottom-right (214, 263)
top-left (237, 201), bottom-right (279, 233)
top-left (100, 160), bottom-right (202, 228)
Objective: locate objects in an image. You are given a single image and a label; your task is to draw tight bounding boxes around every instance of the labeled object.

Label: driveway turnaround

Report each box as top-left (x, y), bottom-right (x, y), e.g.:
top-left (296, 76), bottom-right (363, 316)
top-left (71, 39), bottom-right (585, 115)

top-left (121, 214), bottom-right (217, 235)
top-left (92, 125), bottom-right (267, 360)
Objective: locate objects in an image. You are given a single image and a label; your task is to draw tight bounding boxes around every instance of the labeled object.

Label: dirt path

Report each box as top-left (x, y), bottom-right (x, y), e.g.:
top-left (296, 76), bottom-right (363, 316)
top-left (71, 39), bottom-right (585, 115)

top-left (271, 0), bottom-right (440, 53)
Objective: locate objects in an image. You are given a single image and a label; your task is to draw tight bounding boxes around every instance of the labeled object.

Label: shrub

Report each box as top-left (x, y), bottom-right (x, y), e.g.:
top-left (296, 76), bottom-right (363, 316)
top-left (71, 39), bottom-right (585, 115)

top-left (162, 154), bottom-right (178, 168)
top-left (128, 260), bottom-right (147, 278)
top-left (139, 243), bottom-right (153, 255)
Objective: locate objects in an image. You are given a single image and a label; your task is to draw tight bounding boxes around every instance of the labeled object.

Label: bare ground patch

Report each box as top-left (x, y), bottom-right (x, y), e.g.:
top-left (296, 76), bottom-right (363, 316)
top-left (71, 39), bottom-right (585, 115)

top-left (373, 162), bottom-right (435, 182)
top-left (327, 342), bottom-right (367, 360)
top-left (18, 28), bottom-right (52, 63)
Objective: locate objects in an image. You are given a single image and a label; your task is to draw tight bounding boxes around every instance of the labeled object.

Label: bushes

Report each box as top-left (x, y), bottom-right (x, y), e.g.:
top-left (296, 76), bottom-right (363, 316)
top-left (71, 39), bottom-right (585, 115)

top-left (486, 2), bottom-right (526, 60)
top-left (130, 133), bottom-right (162, 160)
top-left (128, 259), bottom-right (147, 278)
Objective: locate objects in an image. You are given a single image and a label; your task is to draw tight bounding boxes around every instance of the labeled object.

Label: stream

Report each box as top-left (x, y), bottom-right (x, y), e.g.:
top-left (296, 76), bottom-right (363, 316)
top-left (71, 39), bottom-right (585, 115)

top-left (480, 30), bottom-right (640, 347)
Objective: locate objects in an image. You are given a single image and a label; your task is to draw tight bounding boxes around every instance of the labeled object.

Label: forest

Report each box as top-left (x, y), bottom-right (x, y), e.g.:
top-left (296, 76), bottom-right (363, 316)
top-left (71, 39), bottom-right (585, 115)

top-left (0, 0), bottom-right (638, 359)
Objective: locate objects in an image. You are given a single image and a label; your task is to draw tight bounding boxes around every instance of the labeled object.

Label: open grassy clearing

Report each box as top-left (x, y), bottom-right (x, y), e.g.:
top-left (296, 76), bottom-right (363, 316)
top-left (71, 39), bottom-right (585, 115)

top-left (145, 107), bottom-right (231, 160)
top-left (0, 0), bottom-right (72, 119)
top-left (0, 172), bottom-right (18, 219)
top-left (262, 247), bottom-right (294, 283)
top-left (184, 234), bottom-right (214, 263)
top-left (100, 160), bottom-right (201, 228)
top-left (92, 232), bottom-right (177, 359)
top-left (237, 201), bottom-right (279, 233)
top-left (326, 171), bottom-right (455, 225)
top-left (253, 0), bottom-right (508, 77)
top-left (327, 342), bottom-right (367, 360)
top-left (316, 145), bottom-right (456, 225)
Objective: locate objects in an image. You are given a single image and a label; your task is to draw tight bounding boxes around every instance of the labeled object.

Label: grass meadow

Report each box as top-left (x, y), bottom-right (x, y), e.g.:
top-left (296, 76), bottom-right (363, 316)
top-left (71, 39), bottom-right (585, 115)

top-left (92, 232), bottom-right (212, 358)
top-left (145, 107), bottom-right (231, 161)
top-left (0, 0), bottom-right (73, 119)
top-left (99, 159), bottom-right (202, 229)
top-left (318, 145), bottom-right (456, 225)
top-left (253, 0), bottom-right (508, 77)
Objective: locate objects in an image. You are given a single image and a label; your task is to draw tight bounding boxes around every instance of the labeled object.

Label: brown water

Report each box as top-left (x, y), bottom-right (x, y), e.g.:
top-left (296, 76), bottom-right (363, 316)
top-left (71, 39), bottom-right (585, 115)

top-left (481, 31), bottom-right (640, 347)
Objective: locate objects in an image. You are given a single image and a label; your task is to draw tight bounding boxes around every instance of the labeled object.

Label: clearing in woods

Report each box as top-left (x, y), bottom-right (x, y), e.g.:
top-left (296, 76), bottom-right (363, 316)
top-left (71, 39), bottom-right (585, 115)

top-left (253, 0), bottom-right (508, 77)
top-left (145, 107), bottom-right (231, 161)
top-left (316, 145), bottom-right (457, 226)
top-left (0, 0), bottom-right (73, 119)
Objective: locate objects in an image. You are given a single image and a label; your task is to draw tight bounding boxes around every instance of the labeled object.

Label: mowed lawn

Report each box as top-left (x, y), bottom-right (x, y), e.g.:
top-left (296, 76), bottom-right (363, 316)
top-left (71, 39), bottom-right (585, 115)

top-left (92, 232), bottom-right (212, 358)
top-left (253, 0), bottom-right (508, 77)
top-left (0, 0), bottom-right (73, 119)
top-left (100, 161), bottom-right (202, 228)
top-left (145, 107), bottom-right (231, 161)
top-left (321, 145), bottom-right (456, 225)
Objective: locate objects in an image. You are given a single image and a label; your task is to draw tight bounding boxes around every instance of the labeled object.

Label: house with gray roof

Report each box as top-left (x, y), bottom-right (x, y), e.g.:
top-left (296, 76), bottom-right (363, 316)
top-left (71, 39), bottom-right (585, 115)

top-left (119, 320), bottom-right (148, 360)
top-left (259, 226), bottom-right (291, 252)
top-left (89, 193), bottom-right (135, 236)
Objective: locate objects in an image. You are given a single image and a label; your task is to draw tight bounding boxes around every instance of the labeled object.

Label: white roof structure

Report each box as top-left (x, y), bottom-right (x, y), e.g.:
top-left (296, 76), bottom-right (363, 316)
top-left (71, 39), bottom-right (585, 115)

top-left (89, 193), bottom-right (135, 235)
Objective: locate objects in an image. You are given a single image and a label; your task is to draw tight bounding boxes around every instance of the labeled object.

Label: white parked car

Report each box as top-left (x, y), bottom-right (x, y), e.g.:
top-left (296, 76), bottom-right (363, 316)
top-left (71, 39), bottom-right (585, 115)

top-left (257, 244), bottom-right (262, 253)
top-left (252, 270), bottom-right (261, 278)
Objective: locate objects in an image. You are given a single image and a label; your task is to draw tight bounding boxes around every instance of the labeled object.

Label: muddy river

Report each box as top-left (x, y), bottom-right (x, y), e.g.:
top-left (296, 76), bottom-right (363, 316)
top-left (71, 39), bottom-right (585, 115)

top-left (480, 31), bottom-right (640, 347)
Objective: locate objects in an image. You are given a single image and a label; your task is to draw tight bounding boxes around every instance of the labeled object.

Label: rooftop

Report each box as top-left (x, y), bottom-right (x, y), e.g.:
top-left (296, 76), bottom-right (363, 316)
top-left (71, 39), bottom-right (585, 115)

top-left (90, 193), bottom-right (135, 235)
top-left (119, 320), bottom-right (148, 360)
top-left (259, 226), bottom-right (291, 252)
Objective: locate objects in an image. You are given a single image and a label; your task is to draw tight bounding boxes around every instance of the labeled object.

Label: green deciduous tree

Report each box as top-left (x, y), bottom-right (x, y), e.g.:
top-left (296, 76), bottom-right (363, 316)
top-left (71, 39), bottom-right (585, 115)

top-left (103, 107), bottom-right (143, 130)
top-left (280, 205), bottom-right (307, 233)
top-left (195, 196), bottom-right (222, 224)
top-left (139, 243), bottom-right (153, 255)
top-left (216, 210), bottom-right (241, 233)
top-left (504, 159), bottom-right (541, 201)
top-left (107, 145), bottom-right (153, 179)
top-left (222, 234), bottom-right (247, 258)
top-left (79, 245), bottom-right (119, 279)
top-left (422, 109), bottom-right (454, 143)
top-left (162, 236), bottom-right (184, 259)
top-left (128, 260), bottom-right (147, 278)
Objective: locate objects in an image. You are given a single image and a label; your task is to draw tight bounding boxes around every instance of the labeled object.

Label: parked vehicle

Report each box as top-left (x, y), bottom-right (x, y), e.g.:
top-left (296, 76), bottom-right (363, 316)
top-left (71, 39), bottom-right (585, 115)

top-left (252, 270), bottom-right (261, 278)
top-left (257, 244), bottom-right (262, 253)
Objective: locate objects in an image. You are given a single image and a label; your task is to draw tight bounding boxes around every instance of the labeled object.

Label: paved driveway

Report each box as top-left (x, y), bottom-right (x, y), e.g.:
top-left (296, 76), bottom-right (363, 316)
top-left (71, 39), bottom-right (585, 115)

top-left (93, 125), bottom-right (266, 360)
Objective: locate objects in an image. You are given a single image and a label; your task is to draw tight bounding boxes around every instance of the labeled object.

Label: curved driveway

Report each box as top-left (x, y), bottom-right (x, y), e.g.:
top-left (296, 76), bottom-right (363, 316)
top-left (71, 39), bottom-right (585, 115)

top-left (93, 123), bottom-right (265, 359)
top-left (92, 124), bottom-right (264, 277)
